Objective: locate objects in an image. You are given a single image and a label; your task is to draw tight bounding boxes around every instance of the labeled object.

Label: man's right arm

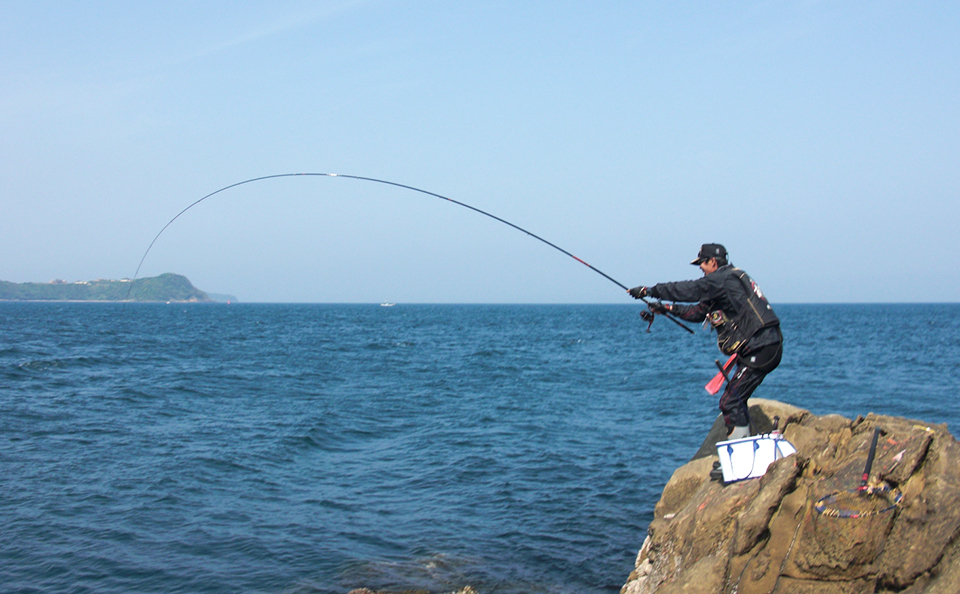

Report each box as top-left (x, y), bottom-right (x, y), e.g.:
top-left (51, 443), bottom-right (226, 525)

top-left (669, 301), bottom-right (709, 323)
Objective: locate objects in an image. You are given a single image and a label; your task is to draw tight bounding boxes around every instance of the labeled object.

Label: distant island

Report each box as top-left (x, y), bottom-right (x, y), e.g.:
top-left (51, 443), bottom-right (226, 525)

top-left (0, 273), bottom-right (236, 303)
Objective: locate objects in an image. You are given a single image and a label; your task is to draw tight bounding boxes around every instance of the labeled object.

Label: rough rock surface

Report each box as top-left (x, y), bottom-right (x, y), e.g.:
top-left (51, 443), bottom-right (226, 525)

top-left (621, 398), bottom-right (960, 594)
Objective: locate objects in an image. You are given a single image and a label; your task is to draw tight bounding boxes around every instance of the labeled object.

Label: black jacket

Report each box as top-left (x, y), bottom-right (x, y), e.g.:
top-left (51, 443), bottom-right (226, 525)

top-left (648, 264), bottom-right (782, 354)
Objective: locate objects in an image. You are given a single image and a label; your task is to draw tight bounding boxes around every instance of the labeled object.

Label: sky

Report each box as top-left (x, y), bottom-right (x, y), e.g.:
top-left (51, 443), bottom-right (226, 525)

top-left (2, 1), bottom-right (958, 303)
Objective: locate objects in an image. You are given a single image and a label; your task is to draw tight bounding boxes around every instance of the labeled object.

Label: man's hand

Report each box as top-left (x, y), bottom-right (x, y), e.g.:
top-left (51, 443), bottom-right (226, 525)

top-left (648, 301), bottom-right (672, 315)
top-left (628, 286), bottom-right (648, 299)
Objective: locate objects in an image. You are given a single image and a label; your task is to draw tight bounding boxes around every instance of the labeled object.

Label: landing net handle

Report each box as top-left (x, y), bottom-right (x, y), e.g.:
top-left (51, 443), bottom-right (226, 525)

top-left (815, 427), bottom-right (903, 519)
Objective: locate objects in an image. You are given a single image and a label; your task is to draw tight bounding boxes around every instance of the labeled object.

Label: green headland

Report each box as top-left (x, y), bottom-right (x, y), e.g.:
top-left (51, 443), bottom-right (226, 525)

top-left (0, 273), bottom-right (231, 303)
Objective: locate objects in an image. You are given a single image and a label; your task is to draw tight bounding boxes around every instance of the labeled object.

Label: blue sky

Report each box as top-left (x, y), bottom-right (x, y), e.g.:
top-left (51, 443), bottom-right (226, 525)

top-left (2, 1), bottom-right (957, 303)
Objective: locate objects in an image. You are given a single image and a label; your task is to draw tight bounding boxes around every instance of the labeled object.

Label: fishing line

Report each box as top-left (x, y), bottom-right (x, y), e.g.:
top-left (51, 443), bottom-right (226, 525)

top-left (131, 172), bottom-right (694, 331)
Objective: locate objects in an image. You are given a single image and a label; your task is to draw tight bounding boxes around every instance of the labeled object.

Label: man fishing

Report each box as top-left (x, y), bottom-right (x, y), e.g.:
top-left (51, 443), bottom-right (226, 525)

top-left (628, 244), bottom-right (783, 439)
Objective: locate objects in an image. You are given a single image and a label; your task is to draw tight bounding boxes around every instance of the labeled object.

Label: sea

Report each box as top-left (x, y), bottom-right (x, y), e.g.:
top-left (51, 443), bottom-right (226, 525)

top-left (2, 302), bottom-right (958, 594)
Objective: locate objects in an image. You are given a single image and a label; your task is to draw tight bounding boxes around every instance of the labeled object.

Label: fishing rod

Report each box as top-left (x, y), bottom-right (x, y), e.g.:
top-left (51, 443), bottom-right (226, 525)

top-left (131, 172), bottom-right (693, 332)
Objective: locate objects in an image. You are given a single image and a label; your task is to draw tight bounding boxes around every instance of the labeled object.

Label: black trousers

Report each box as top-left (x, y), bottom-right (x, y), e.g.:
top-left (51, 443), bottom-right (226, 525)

top-left (719, 341), bottom-right (782, 432)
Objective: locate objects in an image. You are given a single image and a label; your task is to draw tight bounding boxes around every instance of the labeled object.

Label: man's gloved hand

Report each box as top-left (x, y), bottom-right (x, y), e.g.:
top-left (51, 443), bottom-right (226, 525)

top-left (648, 301), bottom-right (672, 315)
top-left (628, 286), bottom-right (649, 299)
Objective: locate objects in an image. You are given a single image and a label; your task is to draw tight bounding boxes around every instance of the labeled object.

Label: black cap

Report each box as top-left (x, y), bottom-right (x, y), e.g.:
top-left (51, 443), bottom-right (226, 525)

top-left (691, 243), bottom-right (727, 265)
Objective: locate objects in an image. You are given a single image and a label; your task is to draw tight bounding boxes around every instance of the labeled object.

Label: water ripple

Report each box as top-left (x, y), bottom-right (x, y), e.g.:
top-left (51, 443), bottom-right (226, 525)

top-left (1, 302), bottom-right (957, 594)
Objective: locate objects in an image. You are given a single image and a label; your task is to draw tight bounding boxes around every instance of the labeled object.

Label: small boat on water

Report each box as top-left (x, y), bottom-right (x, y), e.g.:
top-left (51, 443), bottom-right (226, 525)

top-left (380, 302), bottom-right (396, 307)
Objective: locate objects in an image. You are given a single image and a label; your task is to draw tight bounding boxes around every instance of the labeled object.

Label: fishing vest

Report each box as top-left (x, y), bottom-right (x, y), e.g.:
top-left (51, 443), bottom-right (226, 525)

top-left (715, 268), bottom-right (780, 355)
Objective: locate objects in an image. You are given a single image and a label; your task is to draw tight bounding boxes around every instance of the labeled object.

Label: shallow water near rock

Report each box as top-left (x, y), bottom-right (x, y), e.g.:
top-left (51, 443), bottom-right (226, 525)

top-left (2, 303), bottom-right (957, 593)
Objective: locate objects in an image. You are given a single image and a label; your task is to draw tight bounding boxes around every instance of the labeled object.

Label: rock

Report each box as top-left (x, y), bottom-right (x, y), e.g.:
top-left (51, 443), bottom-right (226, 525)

top-left (621, 399), bottom-right (960, 594)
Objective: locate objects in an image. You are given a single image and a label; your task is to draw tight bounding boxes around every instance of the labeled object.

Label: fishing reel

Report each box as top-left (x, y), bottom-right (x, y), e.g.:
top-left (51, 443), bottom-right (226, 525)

top-left (706, 309), bottom-right (728, 329)
top-left (639, 301), bottom-right (671, 333)
top-left (639, 308), bottom-right (656, 332)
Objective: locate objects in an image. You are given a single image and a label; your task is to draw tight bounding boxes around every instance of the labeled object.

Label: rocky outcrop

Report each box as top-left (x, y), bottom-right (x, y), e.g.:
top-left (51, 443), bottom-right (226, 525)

top-left (622, 399), bottom-right (960, 594)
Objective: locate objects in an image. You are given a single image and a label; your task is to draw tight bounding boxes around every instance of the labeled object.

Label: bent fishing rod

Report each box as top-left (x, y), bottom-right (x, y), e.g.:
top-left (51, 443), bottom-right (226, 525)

top-left (132, 172), bottom-right (693, 333)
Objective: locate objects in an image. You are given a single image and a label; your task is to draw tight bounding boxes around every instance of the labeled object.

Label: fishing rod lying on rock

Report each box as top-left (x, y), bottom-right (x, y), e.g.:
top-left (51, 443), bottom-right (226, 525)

top-left (132, 172), bottom-right (692, 332)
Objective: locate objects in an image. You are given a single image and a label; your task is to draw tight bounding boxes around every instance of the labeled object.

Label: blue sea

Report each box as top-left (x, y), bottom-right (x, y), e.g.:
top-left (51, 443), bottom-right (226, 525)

top-left (2, 303), bottom-right (958, 594)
